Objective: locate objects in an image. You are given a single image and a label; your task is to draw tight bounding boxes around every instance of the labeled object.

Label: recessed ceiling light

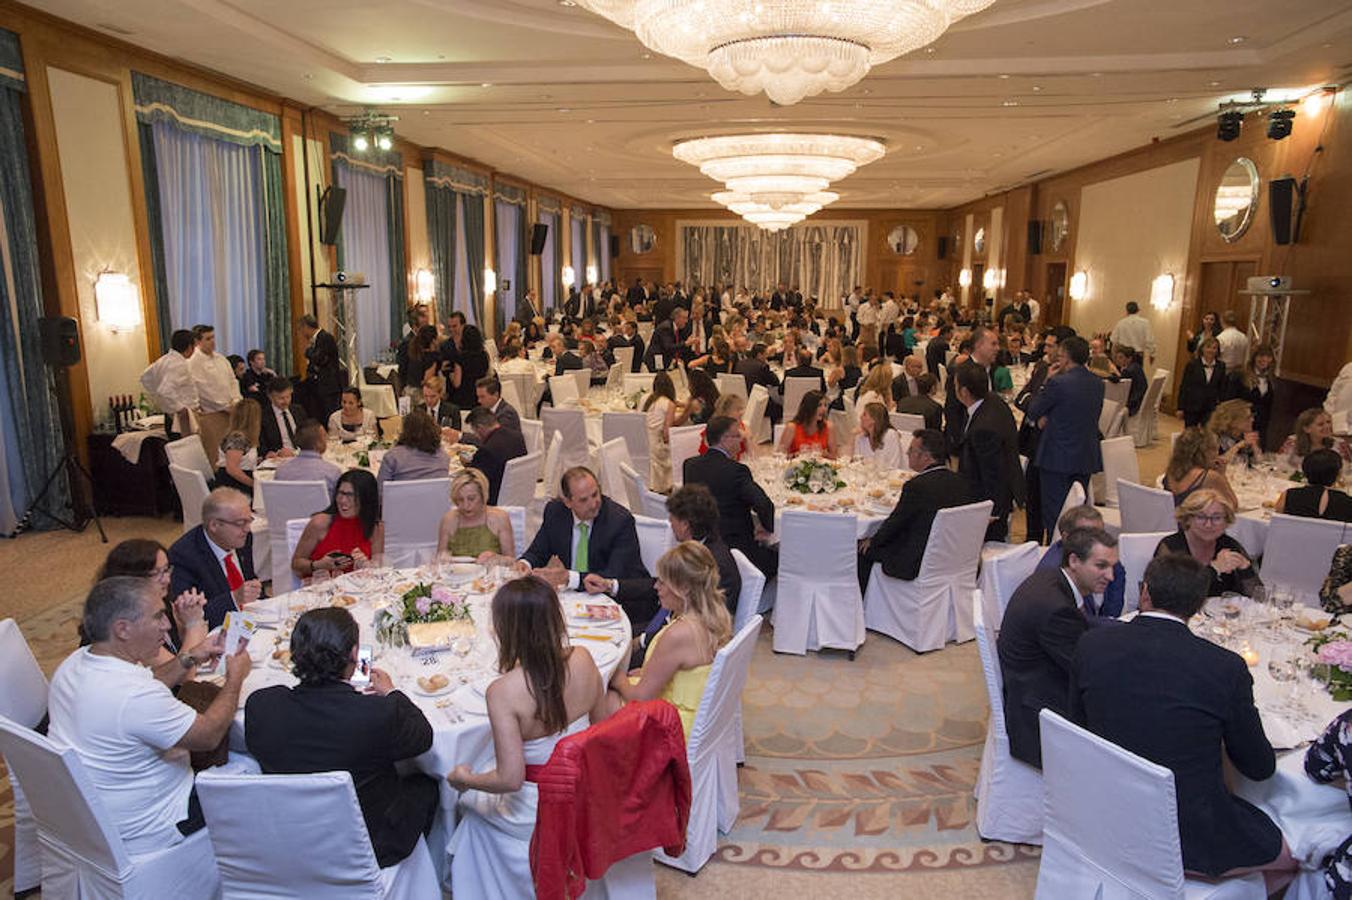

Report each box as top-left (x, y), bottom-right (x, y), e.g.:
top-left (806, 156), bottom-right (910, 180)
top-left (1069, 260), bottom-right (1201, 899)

top-left (559, 0), bottom-right (577, 5)
top-left (641, 53), bottom-right (652, 59)
top-left (557, 107), bottom-right (571, 113)
top-left (1208, 80), bottom-right (1221, 87)
top-left (925, 47), bottom-right (936, 54)
top-left (423, 110), bottom-right (430, 115)
top-left (1165, 97), bottom-right (1178, 103)
top-left (1031, 85), bottom-right (1042, 92)
top-left (1228, 35), bottom-right (1247, 44)
top-left (375, 55), bottom-right (391, 64)
top-left (1002, 100), bottom-right (1019, 107)
top-left (302, 73), bottom-right (314, 81)
top-left (998, 74), bottom-right (1010, 80)
top-left (586, 119), bottom-right (595, 124)
top-left (1090, 72), bottom-right (1103, 78)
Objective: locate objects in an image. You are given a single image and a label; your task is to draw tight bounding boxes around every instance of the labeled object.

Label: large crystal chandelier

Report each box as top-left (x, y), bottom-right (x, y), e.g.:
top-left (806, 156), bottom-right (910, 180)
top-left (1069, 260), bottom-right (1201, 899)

top-left (574, 0), bottom-right (998, 105)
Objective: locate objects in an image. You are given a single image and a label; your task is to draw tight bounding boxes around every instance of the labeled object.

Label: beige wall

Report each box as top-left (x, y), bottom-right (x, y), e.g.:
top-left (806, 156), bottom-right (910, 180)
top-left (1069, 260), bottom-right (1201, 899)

top-left (404, 165), bottom-right (431, 316)
top-left (1070, 157), bottom-right (1200, 392)
top-left (46, 67), bottom-right (149, 422)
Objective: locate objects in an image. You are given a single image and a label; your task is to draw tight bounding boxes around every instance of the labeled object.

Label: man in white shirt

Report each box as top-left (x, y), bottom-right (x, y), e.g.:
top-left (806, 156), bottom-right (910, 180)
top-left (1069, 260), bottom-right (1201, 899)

top-left (1025, 294), bottom-right (1041, 326)
top-left (1108, 301), bottom-right (1158, 364)
top-left (1324, 361), bottom-right (1352, 435)
top-left (47, 576), bottom-right (251, 854)
top-left (1216, 310), bottom-right (1250, 371)
top-left (140, 329), bottom-right (198, 439)
top-left (879, 292), bottom-right (900, 333)
top-left (187, 325), bottom-right (240, 465)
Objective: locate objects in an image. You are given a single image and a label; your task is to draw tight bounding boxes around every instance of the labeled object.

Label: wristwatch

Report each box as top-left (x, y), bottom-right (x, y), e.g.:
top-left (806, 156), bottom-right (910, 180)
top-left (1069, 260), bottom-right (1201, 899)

top-left (177, 652), bottom-right (196, 670)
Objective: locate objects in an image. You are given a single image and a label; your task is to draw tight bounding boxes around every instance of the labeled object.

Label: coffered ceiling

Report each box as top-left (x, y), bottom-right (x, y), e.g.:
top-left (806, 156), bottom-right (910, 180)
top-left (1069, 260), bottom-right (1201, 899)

top-left (24, 0), bottom-right (1352, 208)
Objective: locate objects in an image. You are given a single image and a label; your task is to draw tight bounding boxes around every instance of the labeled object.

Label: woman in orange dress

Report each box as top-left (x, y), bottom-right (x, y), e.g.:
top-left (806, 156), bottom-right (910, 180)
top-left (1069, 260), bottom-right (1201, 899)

top-left (778, 389), bottom-right (838, 459)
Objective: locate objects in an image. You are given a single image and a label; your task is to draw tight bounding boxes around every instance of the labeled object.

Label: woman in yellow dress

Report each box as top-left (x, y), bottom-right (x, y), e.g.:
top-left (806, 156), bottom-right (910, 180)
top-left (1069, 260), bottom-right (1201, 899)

top-left (436, 468), bottom-right (516, 562)
top-left (603, 541), bottom-right (732, 739)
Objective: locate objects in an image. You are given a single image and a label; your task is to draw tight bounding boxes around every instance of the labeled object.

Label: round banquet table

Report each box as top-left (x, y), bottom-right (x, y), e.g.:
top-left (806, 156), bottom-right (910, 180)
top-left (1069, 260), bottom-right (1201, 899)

top-left (227, 564), bottom-right (631, 885)
top-left (744, 452), bottom-right (910, 539)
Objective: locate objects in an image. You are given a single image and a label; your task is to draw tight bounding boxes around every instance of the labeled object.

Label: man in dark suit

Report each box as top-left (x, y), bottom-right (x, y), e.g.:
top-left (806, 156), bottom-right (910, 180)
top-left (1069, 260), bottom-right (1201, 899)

top-left (644, 306), bottom-right (687, 371)
top-left (651, 290), bottom-right (675, 326)
top-left (168, 488), bottom-right (262, 629)
top-left (1027, 335), bottom-right (1105, 538)
top-left (238, 349), bottom-right (274, 405)
top-left (625, 277), bottom-right (647, 307)
top-left (606, 320), bottom-right (645, 373)
top-left (411, 375), bottom-right (461, 430)
top-left (258, 377), bottom-right (304, 460)
top-left (1013, 328), bottom-right (1066, 544)
top-left (1070, 554), bottom-right (1293, 881)
top-left (1111, 345), bottom-right (1149, 416)
top-left (518, 466), bottom-right (647, 589)
top-left (298, 314), bottom-right (344, 421)
top-left (925, 323), bottom-right (952, 377)
top-left (895, 373), bottom-right (944, 430)
top-left (1036, 504), bottom-right (1127, 620)
top-left (858, 428), bottom-right (974, 590)
top-left (476, 374), bottom-right (521, 433)
top-left (734, 342), bottom-right (783, 423)
top-left (464, 407), bottom-right (527, 504)
top-left (783, 348), bottom-right (826, 393)
top-left (953, 361), bottom-right (1024, 541)
top-left (891, 355), bottom-right (926, 402)
top-left (683, 416), bottom-right (778, 577)
top-left (538, 333), bottom-right (585, 413)
top-left (945, 326), bottom-right (999, 452)
top-left (244, 607), bottom-right (438, 868)
top-left (997, 526), bottom-right (1118, 767)
top-left (516, 288), bottom-right (541, 325)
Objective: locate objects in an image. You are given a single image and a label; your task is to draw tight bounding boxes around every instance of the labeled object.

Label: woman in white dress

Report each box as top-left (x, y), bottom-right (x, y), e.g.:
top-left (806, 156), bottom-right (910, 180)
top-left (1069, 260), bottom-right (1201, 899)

top-left (854, 401), bottom-right (903, 470)
top-left (643, 371), bottom-right (688, 493)
top-left (447, 577), bottom-right (607, 899)
top-left (327, 387), bottom-right (379, 443)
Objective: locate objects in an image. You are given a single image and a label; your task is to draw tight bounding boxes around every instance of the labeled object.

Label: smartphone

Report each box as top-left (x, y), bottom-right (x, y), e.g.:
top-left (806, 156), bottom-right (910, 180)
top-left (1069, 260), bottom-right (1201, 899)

top-left (351, 644), bottom-right (372, 688)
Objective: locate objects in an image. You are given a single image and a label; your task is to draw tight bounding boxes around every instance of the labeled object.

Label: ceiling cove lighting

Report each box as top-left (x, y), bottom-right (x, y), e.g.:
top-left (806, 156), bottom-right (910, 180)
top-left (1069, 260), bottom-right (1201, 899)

top-left (573, 0), bottom-right (998, 105)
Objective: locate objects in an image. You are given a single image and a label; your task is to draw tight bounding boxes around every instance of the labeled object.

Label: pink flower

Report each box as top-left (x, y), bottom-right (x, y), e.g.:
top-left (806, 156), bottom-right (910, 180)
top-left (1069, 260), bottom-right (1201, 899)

top-left (431, 585), bottom-right (459, 605)
top-left (414, 596), bottom-right (432, 616)
top-left (1316, 641), bottom-right (1352, 670)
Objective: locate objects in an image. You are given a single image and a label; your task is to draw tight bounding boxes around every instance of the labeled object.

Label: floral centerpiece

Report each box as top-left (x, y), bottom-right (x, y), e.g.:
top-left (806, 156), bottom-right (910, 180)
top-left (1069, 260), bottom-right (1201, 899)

top-left (784, 459), bottom-right (846, 494)
top-left (624, 388), bottom-right (648, 410)
top-left (1306, 630), bottom-right (1352, 700)
top-left (394, 583), bottom-right (474, 656)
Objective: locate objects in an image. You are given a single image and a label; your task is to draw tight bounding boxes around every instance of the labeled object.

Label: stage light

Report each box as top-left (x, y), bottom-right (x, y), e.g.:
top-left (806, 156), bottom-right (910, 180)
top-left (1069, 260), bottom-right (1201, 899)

top-left (352, 132), bottom-right (370, 152)
top-left (1267, 109), bottom-right (1294, 141)
top-left (1217, 110), bottom-right (1243, 142)
top-left (483, 269), bottom-right (497, 294)
top-left (377, 131), bottom-right (393, 151)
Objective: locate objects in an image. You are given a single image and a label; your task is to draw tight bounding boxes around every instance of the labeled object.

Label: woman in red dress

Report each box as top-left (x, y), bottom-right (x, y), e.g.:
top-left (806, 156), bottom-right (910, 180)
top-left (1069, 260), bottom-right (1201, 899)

top-left (778, 390), bottom-right (838, 459)
top-left (291, 469), bottom-right (385, 579)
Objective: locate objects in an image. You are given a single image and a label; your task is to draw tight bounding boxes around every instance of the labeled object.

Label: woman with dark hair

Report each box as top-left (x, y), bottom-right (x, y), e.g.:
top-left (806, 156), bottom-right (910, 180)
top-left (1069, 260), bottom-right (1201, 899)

top-left (685, 368), bottom-right (721, 426)
top-left (1277, 449), bottom-right (1352, 522)
top-left (447, 577), bottom-right (606, 897)
top-left (398, 324), bottom-right (440, 394)
top-left (779, 389), bottom-right (838, 458)
top-left (1225, 344), bottom-right (1278, 448)
top-left (1280, 408), bottom-right (1352, 469)
top-left (92, 539), bottom-right (209, 669)
top-left (450, 324), bottom-right (491, 408)
top-left (1186, 311), bottom-right (1223, 356)
top-left (328, 387), bottom-right (378, 443)
top-left (1178, 337), bottom-right (1225, 428)
top-left (292, 469), bottom-right (385, 578)
top-left (644, 370), bottom-right (687, 491)
top-left (377, 410), bottom-right (451, 486)
top-left (244, 606), bottom-right (438, 868)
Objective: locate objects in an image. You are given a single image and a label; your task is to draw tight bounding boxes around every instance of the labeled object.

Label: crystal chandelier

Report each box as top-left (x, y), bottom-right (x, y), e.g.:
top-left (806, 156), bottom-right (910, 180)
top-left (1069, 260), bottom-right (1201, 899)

top-left (574, 0), bottom-right (998, 105)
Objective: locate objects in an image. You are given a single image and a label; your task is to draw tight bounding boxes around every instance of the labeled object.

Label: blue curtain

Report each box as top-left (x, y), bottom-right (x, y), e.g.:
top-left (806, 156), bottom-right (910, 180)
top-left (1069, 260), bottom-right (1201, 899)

top-left (539, 212), bottom-right (559, 315)
top-left (571, 216), bottom-right (586, 291)
top-left (463, 193), bottom-right (486, 328)
top-left (333, 163), bottom-right (394, 365)
top-left (599, 223), bottom-right (612, 284)
top-left (425, 179), bottom-right (457, 323)
top-left (494, 199), bottom-right (520, 329)
top-left (453, 196), bottom-right (473, 325)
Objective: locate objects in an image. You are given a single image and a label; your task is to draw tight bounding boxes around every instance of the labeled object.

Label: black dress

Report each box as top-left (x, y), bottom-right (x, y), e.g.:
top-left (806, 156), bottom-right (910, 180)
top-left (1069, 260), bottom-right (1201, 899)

top-left (1156, 530), bottom-right (1260, 596)
top-left (1284, 485), bottom-right (1352, 523)
top-left (451, 350), bottom-right (490, 409)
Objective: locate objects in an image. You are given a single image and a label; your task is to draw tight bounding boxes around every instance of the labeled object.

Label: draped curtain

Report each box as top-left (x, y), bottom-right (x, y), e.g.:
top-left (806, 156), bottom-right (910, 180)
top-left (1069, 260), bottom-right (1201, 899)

top-left (425, 160), bottom-right (488, 327)
top-left (424, 176), bottom-right (457, 324)
top-left (680, 222), bottom-right (863, 303)
top-left (0, 28), bottom-right (67, 533)
top-left (463, 193), bottom-right (486, 328)
top-left (570, 213), bottom-right (586, 292)
top-left (538, 209), bottom-right (560, 315)
top-left (333, 162), bottom-right (394, 366)
top-left (493, 182), bottom-right (526, 331)
top-left (132, 72), bottom-right (290, 372)
top-left (599, 223), bottom-right (612, 284)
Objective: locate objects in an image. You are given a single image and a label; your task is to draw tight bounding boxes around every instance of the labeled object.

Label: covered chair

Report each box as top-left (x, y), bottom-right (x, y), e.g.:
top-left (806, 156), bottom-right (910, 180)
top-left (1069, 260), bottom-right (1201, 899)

top-left (0, 619), bottom-right (48, 894)
top-left (633, 514), bottom-right (675, 575)
top-left (667, 424), bottom-right (704, 488)
top-left (165, 435), bottom-right (214, 486)
top-left (0, 715), bottom-right (221, 899)
top-left (1118, 479), bottom-right (1177, 534)
top-left (1035, 710), bottom-right (1265, 899)
top-left (259, 479), bottom-right (329, 592)
top-left (498, 449), bottom-right (544, 509)
top-left (621, 462), bottom-right (668, 519)
top-left (863, 500), bottom-right (993, 652)
top-left (601, 411), bottom-right (651, 482)
top-left (1260, 513), bottom-right (1346, 600)
top-left (976, 541), bottom-right (1042, 630)
top-left (773, 510), bottom-right (865, 656)
top-left (745, 384), bottom-right (772, 445)
top-left (380, 477), bottom-right (451, 567)
top-left (1118, 530), bottom-right (1173, 614)
top-left (169, 464), bottom-right (210, 531)
top-left (197, 769), bottom-right (439, 899)
top-left (541, 408), bottom-right (591, 471)
top-left (595, 437), bottom-right (634, 508)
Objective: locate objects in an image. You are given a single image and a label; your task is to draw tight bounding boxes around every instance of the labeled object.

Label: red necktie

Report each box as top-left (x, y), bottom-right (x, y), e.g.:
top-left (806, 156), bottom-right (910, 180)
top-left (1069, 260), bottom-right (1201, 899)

top-left (223, 553), bottom-right (244, 591)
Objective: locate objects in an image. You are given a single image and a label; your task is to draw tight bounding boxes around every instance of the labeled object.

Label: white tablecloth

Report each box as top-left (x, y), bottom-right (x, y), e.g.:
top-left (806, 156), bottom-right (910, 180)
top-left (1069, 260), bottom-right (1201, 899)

top-left (745, 453), bottom-right (906, 540)
top-left (1235, 751), bottom-right (1350, 870)
top-left (360, 383), bottom-right (399, 419)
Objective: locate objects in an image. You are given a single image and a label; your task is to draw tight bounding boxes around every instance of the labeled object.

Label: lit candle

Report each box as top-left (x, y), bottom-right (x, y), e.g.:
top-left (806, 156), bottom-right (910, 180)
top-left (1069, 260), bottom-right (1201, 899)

top-left (1240, 645), bottom-right (1260, 667)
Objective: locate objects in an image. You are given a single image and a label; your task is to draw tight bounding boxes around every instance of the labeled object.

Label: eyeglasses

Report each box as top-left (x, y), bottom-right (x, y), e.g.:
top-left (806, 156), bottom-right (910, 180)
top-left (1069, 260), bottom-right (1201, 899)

top-left (214, 516), bottom-right (254, 529)
top-left (149, 564), bottom-right (174, 578)
top-left (1192, 514), bottom-right (1227, 525)
top-left (335, 489), bottom-right (357, 499)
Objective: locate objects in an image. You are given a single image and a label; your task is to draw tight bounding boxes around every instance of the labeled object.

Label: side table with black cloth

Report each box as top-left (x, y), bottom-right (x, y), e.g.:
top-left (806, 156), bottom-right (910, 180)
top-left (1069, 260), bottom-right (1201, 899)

top-left (87, 432), bottom-right (176, 517)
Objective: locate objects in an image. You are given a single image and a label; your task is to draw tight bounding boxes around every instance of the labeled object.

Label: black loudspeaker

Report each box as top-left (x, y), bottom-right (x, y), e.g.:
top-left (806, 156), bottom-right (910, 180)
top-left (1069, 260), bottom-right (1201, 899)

top-left (1269, 177), bottom-right (1299, 245)
top-left (937, 236), bottom-right (948, 260)
top-left (319, 186), bottom-right (347, 246)
top-left (1027, 219), bottom-right (1043, 255)
top-left (40, 316), bottom-right (81, 367)
top-left (529, 223), bottom-right (548, 255)
top-left (610, 234), bottom-right (620, 258)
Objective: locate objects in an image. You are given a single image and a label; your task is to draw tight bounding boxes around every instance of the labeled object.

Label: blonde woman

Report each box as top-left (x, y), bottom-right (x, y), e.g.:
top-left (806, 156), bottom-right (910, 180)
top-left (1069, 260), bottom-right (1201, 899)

top-left (604, 541), bottom-right (732, 739)
top-left (214, 399), bottom-right (261, 495)
top-left (1206, 399), bottom-right (1260, 467)
top-left (697, 392), bottom-right (751, 460)
top-left (643, 371), bottom-right (688, 492)
top-left (436, 468), bottom-right (515, 561)
top-left (855, 361), bottom-right (896, 412)
top-left (1164, 427), bottom-right (1237, 510)
top-left (1154, 488), bottom-right (1260, 597)
top-left (855, 401), bottom-right (902, 469)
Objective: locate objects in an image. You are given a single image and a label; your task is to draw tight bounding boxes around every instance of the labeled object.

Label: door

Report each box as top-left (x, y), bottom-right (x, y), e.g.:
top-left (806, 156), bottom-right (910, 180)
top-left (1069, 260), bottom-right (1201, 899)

top-left (1196, 260), bottom-right (1258, 335)
top-left (1044, 262), bottom-right (1067, 326)
top-left (970, 263), bottom-right (985, 309)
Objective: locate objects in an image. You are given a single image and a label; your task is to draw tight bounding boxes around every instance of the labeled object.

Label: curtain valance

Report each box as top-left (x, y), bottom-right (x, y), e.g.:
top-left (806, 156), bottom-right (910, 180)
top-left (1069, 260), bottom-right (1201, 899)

top-left (593, 210), bottom-right (611, 227)
top-left (493, 182), bottom-right (527, 206)
top-left (568, 205), bottom-right (590, 223)
top-left (132, 72), bottom-right (280, 152)
top-left (0, 28), bottom-right (23, 92)
top-left (329, 131), bottom-right (403, 177)
top-left (426, 159), bottom-right (489, 196)
top-left (537, 194), bottom-right (562, 216)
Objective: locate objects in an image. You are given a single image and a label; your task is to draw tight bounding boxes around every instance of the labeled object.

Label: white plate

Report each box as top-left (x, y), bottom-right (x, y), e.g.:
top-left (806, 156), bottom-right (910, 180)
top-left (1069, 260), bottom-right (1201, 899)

top-left (409, 677), bottom-right (455, 697)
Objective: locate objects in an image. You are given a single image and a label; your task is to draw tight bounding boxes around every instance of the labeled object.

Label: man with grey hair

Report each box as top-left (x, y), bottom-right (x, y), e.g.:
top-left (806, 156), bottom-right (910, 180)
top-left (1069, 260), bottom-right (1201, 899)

top-left (891, 354), bottom-right (927, 401)
top-left (1035, 504), bottom-right (1128, 618)
top-left (47, 576), bottom-right (252, 853)
top-left (169, 488), bottom-right (262, 629)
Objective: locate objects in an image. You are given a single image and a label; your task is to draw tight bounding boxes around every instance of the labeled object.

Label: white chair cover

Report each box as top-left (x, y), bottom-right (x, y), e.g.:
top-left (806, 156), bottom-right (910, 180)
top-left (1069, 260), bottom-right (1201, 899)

top-left (499, 372), bottom-right (538, 421)
top-left (501, 505), bottom-right (529, 557)
top-left (972, 599), bottom-right (1044, 844)
top-left (0, 620), bottom-right (48, 893)
top-left (637, 321), bottom-right (654, 343)
top-left (1097, 399), bottom-right (1122, 439)
top-left (1129, 372), bottom-right (1169, 447)
top-left (519, 418), bottom-right (544, 455)
top-left (259, 480), bottom-right (329, 592)
top-left (937, 362), bottom-right (948, 390)
top-left (169, 464), bottom-right (210, 531)
top-left (633, 514), bottom-right (674, 574)
top-left (485, 337), bottom-right (499, 364)
top-left (623, 373), bottom-right (656, 394)
top-left (1118, 479), bottom-right (1177, 535)
top-left (1102, 379), bottom-right (1130, 409)
top-left (596, 438), bottom-right (634, 508)
top-left (782, 377), bottom-right (819, 422)
top-left (1058, 481), bottom-right (1087, 523)
top-left (613, 345), bottom-right (635, 374)
top-left (540, 432), bottom-right (565, 499)
top-left (541, 408), bottom-right (590, 471)
top-left (829, 393), bottom-right (857, 446)
top-left (716, 373), bottom-right (748, 401)
top-left (773, 511), bottom-right (865, 655)
top-left (619, 462), bottom-right (648, 515)
top-left (197, 769), bottom-right (439, 899)
top-left (730, 549), bottom-right (766, 635)
top-left (498, 449), bottom-right (543, 511)
top-left (745, 384), bottom-right (771, 445)
top-left (1260, 514), bottom-right (1349, 600)
top-left (1098, 436), bottom-right (1140, 507)
top-left (571, 368), bottom-right (591, 399)
top-left (1107, 404), bottom-right (1128, 440)
top-left (359, 383), bottom-right (398, 419)
top-left (890, 412), bottom-right (926, 434)
top-left (668, 425), bottom-right (704, 487)
top-left (0, 716), bottom-right (221, 900)
top-left (604, 361), bottom-right (625, 391)
top-left (381, 478), bottom-right (451, 567)
top-left (1035, 710), bottom-right (1266, 900)
top-left (602, 411), bottom-right (651, 481)
top-left (976, 541), bottom-right (1042, 630)
top-left (656, 615), bottom-right (764, 874)
top-left (548, 373), bottom-right (580, 408)
top-left (863, 500), bottom-right (994, 652)
top-left (1118, 531), bottom-right (1173, 614)
top-left (669, 365), bottom-right (688, 398)
top-left (165, 436), bottom-right (214, 486)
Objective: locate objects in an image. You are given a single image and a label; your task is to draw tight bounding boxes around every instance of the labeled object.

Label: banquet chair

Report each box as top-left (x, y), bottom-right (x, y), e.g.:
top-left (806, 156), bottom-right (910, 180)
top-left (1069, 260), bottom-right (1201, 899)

top-left (0, 715), bottom-right (221, 899)
top-left (716, 373), bottom-right (748, 401)
top-left (197, 770), bottom-right (439, 899)
top-left (597, 438), bottom-right (634, 508)
top-left (259, 479), bottom-right (329, 592)
top-left (621, 463), bottom-right (669, 519)
top-left (633, 514), bottom-right (675, 574)
top-left (613, 345), bottom-right (635, 374)
top-left (285, 517), bottom-right (309, 567)
top-left (1058, 481), bottom-right (1087, 523)
top-left (1102, 379), bottom-right (1130, 410)
top-left (571, 368), bottom-right (592, 399)
top-left (520, 417), bottom-right (544, 455)
top-left (1260, 513), bottom-right (1348, 601)
top-left (169, 464), bottom-right (210, 531)
top-left (501, 505), bottom-right (529, 557)
top-left (485, 337), bottom-right (499, 365)
top-left (976, 541), bottom-right (1042, 630)
top-left (829, 394), bottom-right (857, 445)
top-left (605, 361), bottom-right (625, 391)
top-left (602, 411), bottom-right (651, 480)
top-left (728, 551), bottom-right (766, 766)
top-left (772, 424), bottom-right (785, 447)
top-left (891, 412), bottom-right (926, 435)
top-left (1117, 480), bottom-right (1177, 535)
top-left (540, 431), bottom-right (565, 499)
top-left (498, 449), bottom-right (543, 510)
top-left (499, 373), bottom-right (537, 421)
top-left (499, 379), bottom-right (527, 425)
top-left (863, 500), bottom-right (994, 652)
top-left (381, 478), bottom-right (452, 567)
top-left (972, 599), bottom-right (1044, 845)
top-left (637, 321), bottom-right (654, 343)
top-left (0, 620), bottom-right (48, 894)
top-left (623, 373), bottom-right (656, 395)
top-left (541, 408), bottom-right (590, 471)
top-left (549, 373), bottom-right (581, 408)
top-left (670, 365), bottom-right (688, 398)
top-left (656, 615), bottom-right (764, 874)
top-left (745, 384), bottom-right (771, 445)
top-left (1118, 531), bottom-right (1173, 614)
top-left (668, 424), bottom-right (705, 488)
top-left (1097, 436), bottom-right (1140, 507)
top-left (165, 435), bottom-right (214, 486)
top-left (782, 377), bottom-right (819, 422)
top-left (773, 510), bottom-right (865, 657)
top-left (1128, 371), bottom-right (1169, 448)
top-left (1097, 399), bottom-right (1122, 440)
top-left (1035, 710), bottom-right (1266, 899)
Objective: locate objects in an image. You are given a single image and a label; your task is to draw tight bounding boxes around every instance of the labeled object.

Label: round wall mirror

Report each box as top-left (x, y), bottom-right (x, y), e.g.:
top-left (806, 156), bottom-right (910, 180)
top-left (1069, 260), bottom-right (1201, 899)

top-left (1214, 158), bottom-right (1260, 243)
top-left (887, 225), bottom-right (921, 255)
top-left (973, 226), bottom-right (986, 255)
top-left (630, 224), bottom-right (657, 255)
top-left (1049, 200), bottom-right (1070, 252)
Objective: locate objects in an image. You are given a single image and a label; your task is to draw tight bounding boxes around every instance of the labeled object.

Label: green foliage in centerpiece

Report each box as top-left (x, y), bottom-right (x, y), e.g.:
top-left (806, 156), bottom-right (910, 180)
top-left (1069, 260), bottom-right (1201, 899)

top-left (400, 582), bottom-right (471, 624)
top-left (624, 388), bottom-right (648, 410)
top-left (783, 459), bottom-right (846, 494)
top-left (1306, 629), bottom-right (1352, 701)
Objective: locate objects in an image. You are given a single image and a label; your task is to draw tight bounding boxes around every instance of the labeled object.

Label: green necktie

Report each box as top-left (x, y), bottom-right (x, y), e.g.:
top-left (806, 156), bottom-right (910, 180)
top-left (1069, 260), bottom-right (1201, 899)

top-left (575, 522), bottom-right (590, 573)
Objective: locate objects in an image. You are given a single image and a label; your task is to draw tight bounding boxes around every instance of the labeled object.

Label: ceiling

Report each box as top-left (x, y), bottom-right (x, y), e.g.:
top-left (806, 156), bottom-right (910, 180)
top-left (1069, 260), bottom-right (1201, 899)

top-left (26, 0), bottom-right (1352, 209)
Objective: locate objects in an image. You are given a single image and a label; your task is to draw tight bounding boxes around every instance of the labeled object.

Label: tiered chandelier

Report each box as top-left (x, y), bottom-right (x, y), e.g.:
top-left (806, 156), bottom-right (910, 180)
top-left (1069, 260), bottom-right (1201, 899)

top-left (674, 133), bottom-right (885, 231)
top-left (573, 0), bottom-right (999, 105)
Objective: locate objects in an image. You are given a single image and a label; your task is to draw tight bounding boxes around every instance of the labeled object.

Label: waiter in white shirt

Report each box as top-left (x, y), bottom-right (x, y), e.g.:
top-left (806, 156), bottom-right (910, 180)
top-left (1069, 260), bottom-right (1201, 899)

top-left (1326, 361), bottom-right (1352, 435)
top-left (1108, 301), bottom-right (1157, 365)
top-left (139, 329), bottom-right (198, 440)
top-left (186, 325), bottom-right (240, 464)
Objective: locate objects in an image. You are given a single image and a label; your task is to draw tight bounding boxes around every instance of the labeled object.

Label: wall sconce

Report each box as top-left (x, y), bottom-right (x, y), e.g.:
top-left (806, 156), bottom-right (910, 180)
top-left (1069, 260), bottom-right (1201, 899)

top-left (1150, 273), bottom-right (1176, 310)
top-left (585, 265), bottom-right (598, 284)
top-left (414, 268), bottom-right (435, 303)
top-left (1069, 270), bottom-right (1090, 301)
top-left (562, 266), bottom-right (576, 288)
top-left (94, 271), bottom-right (141, 332)
top-left (982, 268), bottom-right (999, 291)
top-left (958, 268), bottom-right (972, 288)
top-left (1303, 87), bottom-right (1335, 118)
top-left (483, 268), bottom-right (497, 295)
